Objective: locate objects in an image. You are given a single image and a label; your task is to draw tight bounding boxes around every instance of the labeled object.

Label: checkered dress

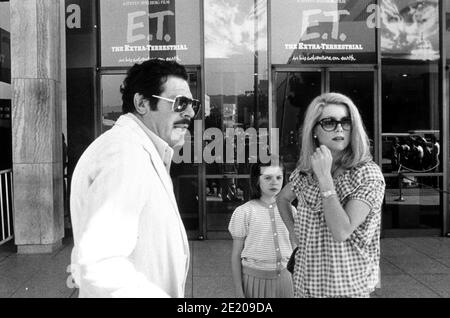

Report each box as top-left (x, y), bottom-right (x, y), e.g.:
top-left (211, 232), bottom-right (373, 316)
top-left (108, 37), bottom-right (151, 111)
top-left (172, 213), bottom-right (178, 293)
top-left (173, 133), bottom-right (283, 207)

top-left (289, 160), bottom-right (385, 298)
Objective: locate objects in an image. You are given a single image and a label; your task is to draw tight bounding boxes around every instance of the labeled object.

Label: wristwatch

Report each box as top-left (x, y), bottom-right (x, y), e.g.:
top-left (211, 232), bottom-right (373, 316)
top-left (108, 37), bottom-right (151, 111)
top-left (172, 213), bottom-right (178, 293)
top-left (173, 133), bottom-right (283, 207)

top-left (321, 190), bottom-right (337, 199)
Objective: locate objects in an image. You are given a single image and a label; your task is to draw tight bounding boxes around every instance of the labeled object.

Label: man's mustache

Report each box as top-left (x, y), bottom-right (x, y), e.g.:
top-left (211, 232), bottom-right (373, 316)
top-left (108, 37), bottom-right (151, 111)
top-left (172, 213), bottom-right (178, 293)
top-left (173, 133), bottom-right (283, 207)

top-left (174, 119), bottom-right (191, 126)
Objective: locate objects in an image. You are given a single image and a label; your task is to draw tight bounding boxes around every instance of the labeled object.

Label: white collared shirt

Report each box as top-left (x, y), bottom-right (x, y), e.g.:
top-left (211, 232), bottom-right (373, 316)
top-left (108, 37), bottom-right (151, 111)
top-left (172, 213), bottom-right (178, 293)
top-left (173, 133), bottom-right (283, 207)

top-left (126, 113), bottom-right (174, 173)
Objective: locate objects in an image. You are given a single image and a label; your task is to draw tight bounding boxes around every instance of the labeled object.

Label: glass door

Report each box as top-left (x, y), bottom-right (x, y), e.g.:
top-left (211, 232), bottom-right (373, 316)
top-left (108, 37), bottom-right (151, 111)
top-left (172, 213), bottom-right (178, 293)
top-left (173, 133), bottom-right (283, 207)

top-left (381, 63), bottom-right (442, 236)
top-left (275, 69), bottom-right (322, 176)
top-left (171, 68), bottom-right (202, 238)
top-left (100, 73), bottom-right (125, 133)
top-left (328, 70), bottom-right (375, 147)
top-left (203, 0), bottom-right (269, 239)
top-left (275, 68), bottom-right (376, 176)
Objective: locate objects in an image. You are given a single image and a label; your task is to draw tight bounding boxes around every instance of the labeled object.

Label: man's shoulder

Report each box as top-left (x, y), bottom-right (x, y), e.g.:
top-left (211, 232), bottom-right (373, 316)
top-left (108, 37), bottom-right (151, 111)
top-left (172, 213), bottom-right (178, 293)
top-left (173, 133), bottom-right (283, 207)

top-left (83, 132), bottom-right (127, 156)
top-left (77, 126), bottom-right (146, 168)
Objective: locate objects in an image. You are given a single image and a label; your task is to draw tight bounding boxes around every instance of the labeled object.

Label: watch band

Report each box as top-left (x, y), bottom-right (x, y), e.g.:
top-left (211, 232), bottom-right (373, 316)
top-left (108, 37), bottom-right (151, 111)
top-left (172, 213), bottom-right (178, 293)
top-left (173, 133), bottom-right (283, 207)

top-left (321, 190), bottom-right (337, 199)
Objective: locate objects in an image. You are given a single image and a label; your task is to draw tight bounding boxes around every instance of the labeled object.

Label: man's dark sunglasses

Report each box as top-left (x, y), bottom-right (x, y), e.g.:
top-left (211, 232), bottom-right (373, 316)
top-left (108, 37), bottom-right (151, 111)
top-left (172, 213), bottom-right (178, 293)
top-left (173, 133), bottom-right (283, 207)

top-left (315, 117), bottom-right (352, 132)
top-left (152, 95), bottom-right (201, 117)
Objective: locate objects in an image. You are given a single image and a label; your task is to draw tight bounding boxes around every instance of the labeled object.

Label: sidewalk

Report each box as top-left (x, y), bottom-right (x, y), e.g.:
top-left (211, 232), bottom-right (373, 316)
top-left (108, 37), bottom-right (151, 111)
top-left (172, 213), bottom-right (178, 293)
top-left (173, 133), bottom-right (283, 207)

top-left (1, 236), bottom-right (450, 298)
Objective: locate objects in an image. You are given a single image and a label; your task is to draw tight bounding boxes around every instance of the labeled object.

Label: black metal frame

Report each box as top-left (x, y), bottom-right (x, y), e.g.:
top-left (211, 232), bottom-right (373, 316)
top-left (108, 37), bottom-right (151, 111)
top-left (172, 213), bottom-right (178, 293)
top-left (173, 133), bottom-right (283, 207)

top-left (381, 0), bottom-right (447, 237)
top-left (440, 0), bottom-right (449, 236)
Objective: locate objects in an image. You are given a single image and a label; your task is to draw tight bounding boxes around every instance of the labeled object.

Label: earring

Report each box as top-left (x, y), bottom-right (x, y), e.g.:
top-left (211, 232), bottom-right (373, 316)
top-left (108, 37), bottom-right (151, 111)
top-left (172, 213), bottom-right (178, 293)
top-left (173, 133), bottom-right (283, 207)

top-left (313, 135), bottom-right (317, 139)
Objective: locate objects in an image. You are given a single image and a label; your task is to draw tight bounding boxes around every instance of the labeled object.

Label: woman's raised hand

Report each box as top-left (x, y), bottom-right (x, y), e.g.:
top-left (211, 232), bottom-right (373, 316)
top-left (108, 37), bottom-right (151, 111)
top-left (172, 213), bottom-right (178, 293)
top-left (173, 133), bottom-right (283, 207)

top-left (311, 145), bottom-right (333, 181)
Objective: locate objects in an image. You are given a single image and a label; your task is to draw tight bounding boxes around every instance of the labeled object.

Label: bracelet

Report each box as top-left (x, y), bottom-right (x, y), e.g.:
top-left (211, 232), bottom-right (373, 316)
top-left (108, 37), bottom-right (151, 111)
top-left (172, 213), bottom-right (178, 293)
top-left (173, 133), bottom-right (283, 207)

top-left (321, 190), bottom-right (337, 199)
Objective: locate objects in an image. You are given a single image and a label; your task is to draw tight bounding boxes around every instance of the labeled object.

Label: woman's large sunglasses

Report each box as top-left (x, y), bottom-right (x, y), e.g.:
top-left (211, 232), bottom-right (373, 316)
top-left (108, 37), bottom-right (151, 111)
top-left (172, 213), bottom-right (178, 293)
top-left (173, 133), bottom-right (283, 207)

top-left (152, 95), bottom-right (201, 117)
top-left (315, 117), bottom-right (352, 132)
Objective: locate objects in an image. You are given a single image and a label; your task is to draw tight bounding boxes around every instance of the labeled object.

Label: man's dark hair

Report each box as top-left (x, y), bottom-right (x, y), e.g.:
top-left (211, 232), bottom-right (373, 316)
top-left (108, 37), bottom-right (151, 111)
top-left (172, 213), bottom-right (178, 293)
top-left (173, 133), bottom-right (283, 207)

top-left (121, 59), bottom-right (188, 114)
top-left (249, 157), bottom-right (285, 200)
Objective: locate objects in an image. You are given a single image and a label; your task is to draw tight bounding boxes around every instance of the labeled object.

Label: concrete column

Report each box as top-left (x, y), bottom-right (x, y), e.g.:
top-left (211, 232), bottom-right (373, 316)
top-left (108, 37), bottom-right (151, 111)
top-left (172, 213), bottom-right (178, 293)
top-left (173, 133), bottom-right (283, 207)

top-left (10, 0), bottom-right (64, 254)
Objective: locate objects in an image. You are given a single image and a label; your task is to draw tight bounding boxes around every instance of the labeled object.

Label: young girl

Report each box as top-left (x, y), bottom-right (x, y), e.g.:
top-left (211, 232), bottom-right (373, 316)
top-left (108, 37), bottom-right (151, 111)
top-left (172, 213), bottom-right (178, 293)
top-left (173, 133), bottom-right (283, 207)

top-left (228, 159), bottom-right (296, 298)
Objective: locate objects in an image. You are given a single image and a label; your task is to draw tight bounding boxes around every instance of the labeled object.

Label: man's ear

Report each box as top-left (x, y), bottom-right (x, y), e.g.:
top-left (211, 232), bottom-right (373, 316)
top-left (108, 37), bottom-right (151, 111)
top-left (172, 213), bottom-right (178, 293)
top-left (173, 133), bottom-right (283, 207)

top-left (134, 93), bottom-right (148, 115)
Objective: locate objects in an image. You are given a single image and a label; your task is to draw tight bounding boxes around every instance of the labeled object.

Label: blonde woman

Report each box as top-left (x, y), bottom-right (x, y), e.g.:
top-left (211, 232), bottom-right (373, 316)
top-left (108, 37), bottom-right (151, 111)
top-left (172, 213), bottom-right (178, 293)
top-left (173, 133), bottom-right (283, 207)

top-left (277, 92), bottom-right (385, 298)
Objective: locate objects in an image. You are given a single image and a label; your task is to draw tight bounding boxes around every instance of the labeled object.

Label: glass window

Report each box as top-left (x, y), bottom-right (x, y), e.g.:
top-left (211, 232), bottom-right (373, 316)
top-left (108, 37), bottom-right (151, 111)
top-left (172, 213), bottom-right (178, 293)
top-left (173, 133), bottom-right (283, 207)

top-left (0, 4), bottom-right (10, 85)
top-left (382, 64), bottom-right (440, 173)
top-left (271, 0), bottom-right (377, 65)
top-left (380, 0), bottom-right (439, 62)
top-left (66, 0), bottom-right (97, 180)
top-left (0, 0), bottom-right (11, 170)
top-left (101, 74), bottom-right (126, 133)
top-left (66, 0), bottom-right (96, 68)
top-left (330, 71), bottom-right (375, 152)
top-left (275, 71), bottom-right (321, 175)
top-left (447, 1), bottom-right (450, 60)
top-left (381, 0), bottom-right (442, 234)
top-left (100, 0), bottom-right (201, 67)
top-left (382, 176), bottom-right (442, 232)
top-left (171, 69), bottom-right (201, 236)
top-left (0, 0), bottom-right (10, 92)
top-left (204, 0), bottom-right (268, 234)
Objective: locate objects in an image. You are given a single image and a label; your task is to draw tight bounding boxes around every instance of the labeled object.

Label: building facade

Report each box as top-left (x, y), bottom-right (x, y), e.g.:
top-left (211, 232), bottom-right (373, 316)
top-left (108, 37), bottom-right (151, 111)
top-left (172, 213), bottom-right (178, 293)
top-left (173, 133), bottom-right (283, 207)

top-left (1, 0), bottom-right (450, 250)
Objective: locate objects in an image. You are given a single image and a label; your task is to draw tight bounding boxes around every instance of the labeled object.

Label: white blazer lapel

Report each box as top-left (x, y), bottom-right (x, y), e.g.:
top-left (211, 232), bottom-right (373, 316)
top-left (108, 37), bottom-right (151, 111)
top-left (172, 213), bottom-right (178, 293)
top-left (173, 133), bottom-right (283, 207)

top-left (141, 134), bottom-right (190, 264)
top-left (117, 116), bottom-right (179, 211)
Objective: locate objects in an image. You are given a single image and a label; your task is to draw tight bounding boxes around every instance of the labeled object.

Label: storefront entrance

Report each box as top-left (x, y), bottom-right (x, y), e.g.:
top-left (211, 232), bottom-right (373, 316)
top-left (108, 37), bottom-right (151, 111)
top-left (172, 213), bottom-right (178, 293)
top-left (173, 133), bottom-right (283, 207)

top-left (89, 0), bottom-right (447, 239)
top-left (176, 66), bottom-right (378, 239)
top-left (97, 65), bottom-right (446, 239)
top-left (172, 67), bottom-right (263, 240)
top-left (380, 63), bottom-right (443, 237)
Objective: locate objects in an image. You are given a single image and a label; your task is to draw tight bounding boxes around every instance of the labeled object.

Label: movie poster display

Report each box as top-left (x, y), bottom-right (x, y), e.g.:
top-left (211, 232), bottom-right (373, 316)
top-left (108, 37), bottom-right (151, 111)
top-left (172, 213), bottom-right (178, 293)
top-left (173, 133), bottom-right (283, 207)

top-left (271, 0), bottom-right (377, 64)
top-left (380, 0), bottom-right (439, 61)
top-left (100, 0), bottom-right (200, 67)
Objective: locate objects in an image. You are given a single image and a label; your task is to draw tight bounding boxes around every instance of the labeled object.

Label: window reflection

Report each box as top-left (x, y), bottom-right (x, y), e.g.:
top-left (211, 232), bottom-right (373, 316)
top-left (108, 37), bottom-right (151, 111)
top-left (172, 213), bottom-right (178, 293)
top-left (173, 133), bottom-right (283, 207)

top-left (380, 0), bottom-right (439, 61)
top-left (276, 72), bottom-right (321, 175)
top-left (0, 1), bottom-right (11, 171)
top-left (382, 132), bottom-right (440, 173)
top-left (381, 64), bottom-right (440, 173)
top-left (101, 74), bottom-right (126, 133)
top-left (381, 1), bottom-right (442, 233)
top-left (329, 72), bottom-right (374, 142)
top-left (204, 0), bottom-right (268, 234)
top-left (205, 0), bottom-right (267, 59)
top-left (204, 0), bottom-right (268, 144)
top-left (383, 176), bottom-right (441, 231)
top-left (171, 70), bottom-right (200, 236)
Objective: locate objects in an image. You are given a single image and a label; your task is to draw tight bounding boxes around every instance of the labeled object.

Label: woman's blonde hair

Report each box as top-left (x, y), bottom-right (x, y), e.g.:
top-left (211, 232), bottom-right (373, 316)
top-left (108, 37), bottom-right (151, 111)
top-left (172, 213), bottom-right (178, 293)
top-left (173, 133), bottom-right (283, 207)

top-left (297, 92), bottom-right (372, 172)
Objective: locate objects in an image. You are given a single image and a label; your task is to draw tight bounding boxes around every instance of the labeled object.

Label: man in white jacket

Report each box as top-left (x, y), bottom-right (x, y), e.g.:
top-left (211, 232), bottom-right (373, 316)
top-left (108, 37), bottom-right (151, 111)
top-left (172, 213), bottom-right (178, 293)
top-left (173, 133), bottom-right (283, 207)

top-left (69, 59), bottom-right (200, 297)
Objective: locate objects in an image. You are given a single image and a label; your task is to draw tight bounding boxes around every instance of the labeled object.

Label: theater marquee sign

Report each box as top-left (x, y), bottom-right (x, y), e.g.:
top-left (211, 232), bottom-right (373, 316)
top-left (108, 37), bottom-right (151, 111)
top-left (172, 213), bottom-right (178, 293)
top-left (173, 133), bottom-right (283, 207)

top-left (100, 0), bottom-right (200, 67)
top-left (271, 0), bottom-right (377, 64)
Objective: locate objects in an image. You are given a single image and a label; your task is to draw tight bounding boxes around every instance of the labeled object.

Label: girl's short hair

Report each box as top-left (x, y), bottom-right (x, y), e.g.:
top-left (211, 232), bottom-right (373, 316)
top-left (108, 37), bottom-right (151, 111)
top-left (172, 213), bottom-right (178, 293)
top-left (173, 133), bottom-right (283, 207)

top-left (297, 92), bottom-right (372, 172)
top-left (249, 156), bottom-right (285, 200)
